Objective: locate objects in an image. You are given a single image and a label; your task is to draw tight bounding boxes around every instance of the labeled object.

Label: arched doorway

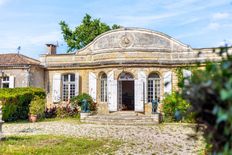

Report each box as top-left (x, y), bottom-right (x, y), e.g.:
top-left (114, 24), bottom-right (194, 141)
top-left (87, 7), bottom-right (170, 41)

top-left (118, 72), bottom-right (134, 111)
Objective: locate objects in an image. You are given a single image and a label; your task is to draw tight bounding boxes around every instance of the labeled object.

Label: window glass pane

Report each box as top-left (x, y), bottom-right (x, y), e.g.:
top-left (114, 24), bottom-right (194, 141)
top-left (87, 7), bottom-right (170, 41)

top-left (100, 79), bottom-right (107, 102)
top-left (70, 74), bottom-right (75, 82)
top-left (119, 72), bottom-right (133, 80)
top-left (101, 73), bottom-right (107, 79)
top-left (148, 76), bottom-right (160, 102)
top-left (63, 75), bottom-right (68, 82)
top-left (62, 74), bottom-right (76, 101)
top-left (3, 83), bottom-right (9, 88)
top-left (70, 84), bottom-right (75, 98)
top-left (148, 73), bottom-right (159, 79)
top-left (3, 76), bottom-right (9, 81)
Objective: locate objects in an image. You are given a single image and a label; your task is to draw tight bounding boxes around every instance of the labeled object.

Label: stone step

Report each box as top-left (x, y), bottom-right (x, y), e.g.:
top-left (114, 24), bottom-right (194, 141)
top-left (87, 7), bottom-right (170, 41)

top-left (84, 118), bottom-right (156, 122)
top-left (109, 111), bottom-right (138, 116)
top-left (81, 119), bottom-right (158, 125)
top-left (85, 116), bottom-right (154, 120)
top-left (81, 113), bottom-right (160, 125)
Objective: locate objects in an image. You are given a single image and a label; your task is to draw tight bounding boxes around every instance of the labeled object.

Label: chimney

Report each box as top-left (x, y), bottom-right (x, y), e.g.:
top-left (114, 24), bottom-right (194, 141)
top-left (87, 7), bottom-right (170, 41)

top-left (46, 44), bottom-right (57, 55)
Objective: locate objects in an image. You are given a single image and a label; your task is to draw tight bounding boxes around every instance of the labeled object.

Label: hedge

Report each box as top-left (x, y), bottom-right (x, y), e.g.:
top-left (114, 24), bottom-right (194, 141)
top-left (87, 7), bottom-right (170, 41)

top-left (0, 87), bottom-right (45, 122)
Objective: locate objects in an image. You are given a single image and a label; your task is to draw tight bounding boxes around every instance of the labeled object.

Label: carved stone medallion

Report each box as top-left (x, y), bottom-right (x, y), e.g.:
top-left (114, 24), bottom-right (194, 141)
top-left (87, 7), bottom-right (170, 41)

top-left (119, 34), bottom-right (134, 48)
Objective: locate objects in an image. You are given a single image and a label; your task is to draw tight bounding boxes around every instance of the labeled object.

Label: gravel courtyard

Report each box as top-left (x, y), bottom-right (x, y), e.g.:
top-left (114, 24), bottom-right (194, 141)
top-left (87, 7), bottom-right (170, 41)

top-left (3, 121), bottom-right (204, 155)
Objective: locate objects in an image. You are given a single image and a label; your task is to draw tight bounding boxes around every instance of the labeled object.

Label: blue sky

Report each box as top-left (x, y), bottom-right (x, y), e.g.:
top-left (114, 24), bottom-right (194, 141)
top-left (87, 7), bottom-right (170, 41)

top-left (0, 0), bottom-right (232, 58)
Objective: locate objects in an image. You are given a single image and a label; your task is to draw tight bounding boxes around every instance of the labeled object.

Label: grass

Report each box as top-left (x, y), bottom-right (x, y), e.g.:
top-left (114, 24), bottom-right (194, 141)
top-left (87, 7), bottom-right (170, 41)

top-left (0, 135), bottom-right (121, 155)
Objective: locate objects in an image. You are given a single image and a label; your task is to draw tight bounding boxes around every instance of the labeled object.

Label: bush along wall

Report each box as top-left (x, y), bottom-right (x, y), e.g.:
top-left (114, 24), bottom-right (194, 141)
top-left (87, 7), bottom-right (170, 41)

top-left (161, 92), bottom-right (195, 123)
top-left (0, 87), bottom-right (45, 122)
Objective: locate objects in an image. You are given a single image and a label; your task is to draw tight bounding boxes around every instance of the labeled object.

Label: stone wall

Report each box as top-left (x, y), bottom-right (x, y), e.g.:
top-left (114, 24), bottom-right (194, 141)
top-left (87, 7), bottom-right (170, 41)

top-left (45, 66), bottom-right (177, 114)
top-left (0, 65), bottom-right (44, 88)
top-left (30, 66), bottom-right (44, 88)
top-left (0, 67), bottom-right (30, 87)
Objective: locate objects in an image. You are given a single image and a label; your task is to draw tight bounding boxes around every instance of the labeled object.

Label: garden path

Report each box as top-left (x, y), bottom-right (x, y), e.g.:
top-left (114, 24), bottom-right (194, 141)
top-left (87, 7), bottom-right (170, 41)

top-left (3, 121), bottom-right (204, 155)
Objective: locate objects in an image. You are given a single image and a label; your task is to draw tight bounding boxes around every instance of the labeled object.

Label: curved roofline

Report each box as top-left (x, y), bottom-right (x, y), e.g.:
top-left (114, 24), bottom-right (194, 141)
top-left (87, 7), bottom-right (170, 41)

top-left (75, 27), bottom-right (192, 54)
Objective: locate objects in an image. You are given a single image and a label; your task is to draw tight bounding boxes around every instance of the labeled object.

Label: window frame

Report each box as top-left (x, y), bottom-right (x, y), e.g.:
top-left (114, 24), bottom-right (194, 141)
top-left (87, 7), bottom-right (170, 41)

top-left (100, 73), bottom-right (107, 102)
top-left (147, 73), bottom-right (161, 103)
top-left (1, 76), bottom-right (10, 88)
top-left (62, 74), bottom-right (76, 102)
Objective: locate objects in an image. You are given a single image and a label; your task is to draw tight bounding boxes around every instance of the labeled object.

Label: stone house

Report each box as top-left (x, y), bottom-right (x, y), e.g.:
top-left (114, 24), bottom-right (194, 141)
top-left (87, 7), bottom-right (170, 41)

top-left (0, 53), bottom-right (44, 88)
top-left (1, 28), bottom-right (230, 115)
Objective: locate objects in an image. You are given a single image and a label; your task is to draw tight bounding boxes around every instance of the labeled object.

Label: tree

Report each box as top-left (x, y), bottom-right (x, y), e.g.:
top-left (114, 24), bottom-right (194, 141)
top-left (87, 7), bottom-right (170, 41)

top-left (182, 47), bottom-right (232, 154)
top-left (60, 14), bottom-right (121, 52)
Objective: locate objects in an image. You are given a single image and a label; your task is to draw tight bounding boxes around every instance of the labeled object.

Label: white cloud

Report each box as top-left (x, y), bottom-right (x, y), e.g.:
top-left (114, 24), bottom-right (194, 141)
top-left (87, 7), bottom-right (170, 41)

top-left (207, 22), bottom-right (220, 30)
top-left (213, 12), bottom-right (230, 20)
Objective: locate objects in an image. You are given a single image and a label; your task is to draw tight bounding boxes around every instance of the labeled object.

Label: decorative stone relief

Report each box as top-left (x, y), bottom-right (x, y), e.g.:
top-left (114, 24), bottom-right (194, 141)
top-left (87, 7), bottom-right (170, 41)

top-left (119, 34), bottom-right (134, 48)
top-left (89, 29), bottom-right (192, 53)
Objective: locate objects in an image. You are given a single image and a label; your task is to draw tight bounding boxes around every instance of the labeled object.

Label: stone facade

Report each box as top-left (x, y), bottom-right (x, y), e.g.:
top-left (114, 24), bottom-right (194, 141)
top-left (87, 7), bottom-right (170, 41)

top-left (39, 28), bottom-right (230, 115)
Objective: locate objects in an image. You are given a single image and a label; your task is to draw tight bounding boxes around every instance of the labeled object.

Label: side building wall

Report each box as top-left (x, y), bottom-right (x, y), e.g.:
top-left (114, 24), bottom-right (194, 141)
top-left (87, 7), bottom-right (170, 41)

top-left (0, 66), bottom-right (44, 88)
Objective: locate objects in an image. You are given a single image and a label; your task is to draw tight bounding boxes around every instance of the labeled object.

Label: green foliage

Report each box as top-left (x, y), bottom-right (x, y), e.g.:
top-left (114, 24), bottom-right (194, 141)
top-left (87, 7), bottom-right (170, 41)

top-left (55, 105), bottom-right (79, 118)
top-left (182, 47), bottom-right (232, 154)
top-left (0, 87), bottom-right (45, 122)
top-left (60, 13), bottom-right (121, 52)
top-left (29, 96), bottom-right (45, 119)
top-left (174, 66), bottom-right (197, 88)
top-left (162, 92), bottom-right (194, 122)
top-left (70, 93), bottom-right (96, 111)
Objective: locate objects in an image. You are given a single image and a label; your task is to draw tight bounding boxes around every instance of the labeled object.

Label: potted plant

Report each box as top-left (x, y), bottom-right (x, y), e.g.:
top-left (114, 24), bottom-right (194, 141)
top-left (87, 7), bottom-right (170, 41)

top-left (29, 96), bottom-right (45, 122)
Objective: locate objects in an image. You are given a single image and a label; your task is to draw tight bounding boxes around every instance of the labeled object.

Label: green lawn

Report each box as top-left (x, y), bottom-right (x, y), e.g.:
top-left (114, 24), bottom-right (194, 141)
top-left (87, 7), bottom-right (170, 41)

top-left (0, 135), bottom-right (121, 155)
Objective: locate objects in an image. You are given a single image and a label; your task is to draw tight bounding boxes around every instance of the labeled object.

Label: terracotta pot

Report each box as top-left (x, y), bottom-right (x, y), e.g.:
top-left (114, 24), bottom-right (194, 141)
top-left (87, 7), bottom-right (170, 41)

top-left (29, 115), bottom-right (37, 123)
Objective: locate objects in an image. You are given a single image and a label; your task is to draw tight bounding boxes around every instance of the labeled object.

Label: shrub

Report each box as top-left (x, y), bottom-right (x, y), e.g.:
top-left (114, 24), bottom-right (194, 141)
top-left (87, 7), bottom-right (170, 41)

top-left (56, 105), bottom-right (79, 118)
top-left (29, 96), bottom-right (45, 119)
top-left (0, 87), bottom-right (45, 122)
top-left (182, 47), bottom-right (232, 154)
top-left (45, 105), bottom-right (79, 119)
top-left (70, 93), bottom-right (96, 111)
top-left (162, 92), bottom-right (194, 122)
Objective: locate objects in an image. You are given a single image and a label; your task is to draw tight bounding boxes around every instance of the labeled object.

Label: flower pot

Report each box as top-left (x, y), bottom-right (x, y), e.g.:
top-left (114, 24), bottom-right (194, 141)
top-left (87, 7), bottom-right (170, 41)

top-left (29, 114), bottom-right (37, 123)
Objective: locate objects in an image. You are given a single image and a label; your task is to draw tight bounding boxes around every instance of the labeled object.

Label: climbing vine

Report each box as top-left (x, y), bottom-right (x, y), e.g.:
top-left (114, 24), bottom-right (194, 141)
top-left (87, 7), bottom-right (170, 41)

top-left (174, 66), bottom-right (197, 89)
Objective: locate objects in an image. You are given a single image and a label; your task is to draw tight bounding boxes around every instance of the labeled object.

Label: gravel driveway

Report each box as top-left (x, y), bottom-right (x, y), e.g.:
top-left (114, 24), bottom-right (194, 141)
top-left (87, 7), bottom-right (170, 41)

top-left (2, 121), bottom-right (204, 155)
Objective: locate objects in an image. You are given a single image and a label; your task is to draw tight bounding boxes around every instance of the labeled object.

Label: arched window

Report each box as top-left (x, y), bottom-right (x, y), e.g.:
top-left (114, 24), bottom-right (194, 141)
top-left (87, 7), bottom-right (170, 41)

top-left (100, 73), bottom-right (107, 102)
top-left (62, 73), bottom-right (75, 101)
top-left (118, 72), bottom-right (134, 81)
top-left (148, 73), bottom-right (160, 102)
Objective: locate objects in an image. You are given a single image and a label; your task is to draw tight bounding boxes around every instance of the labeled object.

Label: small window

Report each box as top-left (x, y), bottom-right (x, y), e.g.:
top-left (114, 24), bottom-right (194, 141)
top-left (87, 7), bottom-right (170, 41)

top-left (100, 73), bottom-right (107, 102)
top-left (62, 74), bottom-right (76, 101)
top-left (1, 76), bottom-right (10, 88)
top-left (148, 73), bottom-right (160, 102)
